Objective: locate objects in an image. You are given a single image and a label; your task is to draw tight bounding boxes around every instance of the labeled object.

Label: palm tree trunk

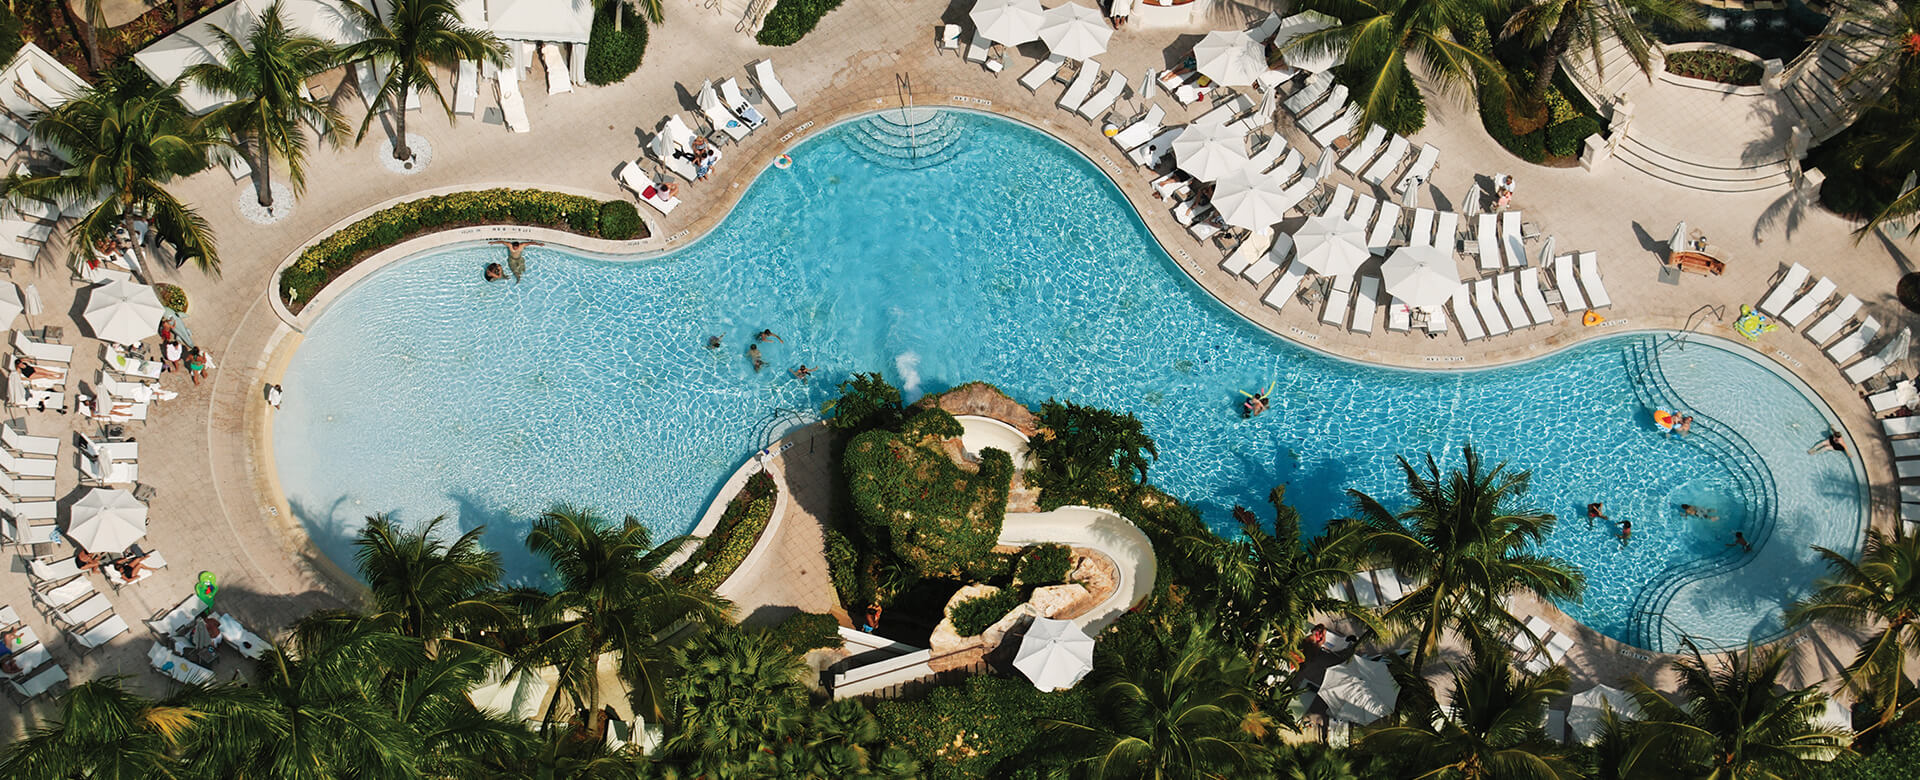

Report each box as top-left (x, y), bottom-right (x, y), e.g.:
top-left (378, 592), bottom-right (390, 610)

top-left (1528, 13), bottom-right (1579, 109)
top-left (171, 0), bottom-right (190, 22)
top-left (250, 132), bottom-right (274, 209)
top-left (55, 0), bottom-right (103, 73)
top-left (392, 88), bottom-right (412, 163)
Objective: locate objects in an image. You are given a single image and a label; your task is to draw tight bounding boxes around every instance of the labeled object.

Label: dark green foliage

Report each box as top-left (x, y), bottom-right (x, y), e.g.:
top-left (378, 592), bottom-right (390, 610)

top-left (153, 283), bottom-right (188, 312)
top-left (672, 470), bottom-right (778, 590)
top-left (1547, 115), bottom-right (1601, 157)
top-left (1028, 399), bottom-right (1157, 496)
top-left (873, 675), bottom-right (1096, 780)
top-left (948, 588), bottom-right (1021, 637)
top-left (1664, 50), bottom-right (1764, 85)
top-left (597, 199), bottom-right (642, 239)
top-left (1458, 12), bottom-right (1607, 164)
top-left (842, 410), bottom-right (1013, 578)
top-left (1016, 543), bottom-right (1072, 586)
top-left (899, 407), bottom-right (964, 441)
top-left (755, 0), bottom-right (844, 46)
top-left (1836, 720), bottom-right (1919, 779)
top-left (768, 611), bottom-right (842, 652)
top-left (1333, 63), bottom-right (1427, 136)
top-left (584, 5), bottom-right (647, 85)
top-left (823, 372), bottom-right (905, 432)
top-left (822, 524), bottom-right (862, 606)
top-left (0, 7), bottom-right (23, 67)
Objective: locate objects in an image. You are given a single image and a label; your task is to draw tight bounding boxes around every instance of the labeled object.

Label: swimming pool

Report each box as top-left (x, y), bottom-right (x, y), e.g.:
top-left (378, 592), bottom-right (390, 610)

top-left (273, 109), bottom-right (1865, 651)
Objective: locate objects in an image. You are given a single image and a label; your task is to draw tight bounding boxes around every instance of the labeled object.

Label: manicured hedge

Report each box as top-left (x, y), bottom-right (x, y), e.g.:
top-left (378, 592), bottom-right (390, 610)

top-left (948, 589), bottom-right (1021, 637)
top-left (673, 470), bottom-right (779, 591)
top-left (1665, 50), bottom-right (1763, 86)
top-left (767, 611), bottom-right (841, 652)
top-left (584, 5), bottom-right (647, 85)
top-left (1016, 543), bottom-right (1071, 586)
top-left (756, 0), bottom-right (843, 46)
top-left (280, 188), bottom-right (647, 310)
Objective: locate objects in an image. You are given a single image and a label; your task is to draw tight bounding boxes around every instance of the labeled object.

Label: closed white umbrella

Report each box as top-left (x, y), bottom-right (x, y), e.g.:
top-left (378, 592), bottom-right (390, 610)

top-left (1172, 120), bottom-right (1249, 181)
top-left (1192, 29), bottom-right (1266, 87)
top-left (0, 282), bottom-right (22, 327)
top-left (1291, 214), bottom-right (1369, 277)
top-left (1877, 327), bottom-right (1911, 368)
top-left (1210, 167), bottom-right (1290, 231)
top-left (1382, 244), bottom-right (1460, 308)
top-left (1538, 235), bottom-right (1557, 267)
top-left (1567, 684), bottom-right (1642, 745)
top-left (971, 0), bottom-right (1044, 45)
top-left (1320, 655), bottom-right (1396, 725)
top-left (82, 280), bottom-right (165, 346)
top-left (1668, 221), bottom-right (1689, 254)
top-left (1038, 3), bottom-right (1111, 61)
top-left (68, 487), bottom-right (148, 553)
top-left (1013, 617), bottom-right (1095, 691)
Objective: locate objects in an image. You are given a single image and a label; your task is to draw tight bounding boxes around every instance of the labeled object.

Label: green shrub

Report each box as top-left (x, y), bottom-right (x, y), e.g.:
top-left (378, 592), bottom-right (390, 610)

top-left (948, 589), bottom-right (1021, 637)
top-left (899, 407), bottom-right (964, 441)
top-left (823, 372), bottom-right (905, 432)
top-left (822, 525), bottom-right (862, 606)
top-left (1333, 64), bottom-right (1426, 136)
top-left (1547, 116), bottom-right (1601, 158)
top-left (672, 470), bottom-right (779, 590)
top-left (0, 7), bottom-right (22, 67)
top-left (1016, 543), bottom-right (1072, 586)
top-left (756, 0), bottom-right (844, 46)
top-left (842, 412), bottom-right (1013, 578)
top-left (597, 200), bottom-right (642, 239)
top-left (873, 675), bottom-right (1095, 780)
top-left (584, 5), bottom-right (647, 85)
top-left (153, 283), bottom-right (188, 313)
top-left (768, 611), bottom-right (842, 652)
top-left (1475, 82), bottom-right (1547, 164)
top-left (1664, 50), bottom-right (1763, 86)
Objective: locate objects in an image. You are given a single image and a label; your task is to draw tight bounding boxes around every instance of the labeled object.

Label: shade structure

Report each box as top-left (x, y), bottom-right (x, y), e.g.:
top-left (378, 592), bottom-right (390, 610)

top-left (82, 280), bottom-right (166, 347)
top-left (1381, 245), bottom-right (1460, 308)
top-left (68, 488), bottom-right (148, 553)
top-left (1291, 214), bottom-right (1370, 277)
top-left (1567, 684), bottom-right (1642, 745)
top-left (1209, 167), bottom-right (1291, 231)
top-left (1014, 617), bottom-right (1096, 691)
top-left (1192, 29), bottom-right (1266, 87)
top-left (971, 0), bottom-right (1045, 45)
top-left (1668, 221), bottom-right (1689, 254)
top-left (1320, 655), bottom-right (1396, 725)
top-left (1171, 121), bottom-right (1250, 181)
top-left (1037, 3), bottom-right (1111, 60)
top-left (485, 0), bottom-right (593, 43)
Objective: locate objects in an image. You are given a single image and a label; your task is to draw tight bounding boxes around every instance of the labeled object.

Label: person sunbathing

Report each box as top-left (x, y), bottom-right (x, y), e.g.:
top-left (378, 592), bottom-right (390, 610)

top-left (14, 358), bottom-right (61, 383)
top-left (75, 548), bottom-right (104, 572)
top-left (114, 553), bottom-right (155, 581)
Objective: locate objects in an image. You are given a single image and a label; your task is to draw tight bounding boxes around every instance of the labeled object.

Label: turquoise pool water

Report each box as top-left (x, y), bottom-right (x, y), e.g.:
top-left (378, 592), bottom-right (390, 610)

top-left (274, 109), bottom-right (1865, 650)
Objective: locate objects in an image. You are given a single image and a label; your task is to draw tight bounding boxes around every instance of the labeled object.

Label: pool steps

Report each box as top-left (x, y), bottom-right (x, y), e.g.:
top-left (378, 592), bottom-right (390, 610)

top-left (841, 109), bottom-right (966, 170)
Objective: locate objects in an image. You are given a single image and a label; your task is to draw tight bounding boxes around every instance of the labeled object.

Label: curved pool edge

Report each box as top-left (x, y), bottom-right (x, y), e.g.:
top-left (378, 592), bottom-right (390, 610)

top-left (245, 99), bottom-right (1895, 669)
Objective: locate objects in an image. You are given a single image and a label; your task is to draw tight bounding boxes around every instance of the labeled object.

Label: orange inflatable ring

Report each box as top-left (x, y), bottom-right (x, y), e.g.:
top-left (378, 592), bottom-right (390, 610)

top-left (1653, 410), bottom-right (1675, 428)
top-left (1583, 311), bottom-right (1604, 327)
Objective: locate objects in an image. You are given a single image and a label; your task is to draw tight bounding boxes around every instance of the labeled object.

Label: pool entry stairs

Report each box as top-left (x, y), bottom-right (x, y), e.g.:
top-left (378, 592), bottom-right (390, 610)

top-left (842, 108), bottom-right (966, 170)
top-left (1620, 336), bottom-right (1780, 652)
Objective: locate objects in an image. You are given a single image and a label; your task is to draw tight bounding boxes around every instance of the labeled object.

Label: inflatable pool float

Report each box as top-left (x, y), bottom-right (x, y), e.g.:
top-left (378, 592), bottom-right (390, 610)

top-left (1653, 409), bottom-right (1676, 429)
top-left (773, 154), bottom-right (793, 170)
top-left (1583, 311), bottom-right (1604, 327)
top-left (1733, 305), bottom-right (1775, 341)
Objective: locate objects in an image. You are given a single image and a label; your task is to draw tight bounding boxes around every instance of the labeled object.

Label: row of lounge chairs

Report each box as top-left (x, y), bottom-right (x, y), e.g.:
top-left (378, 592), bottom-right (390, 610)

top-left (0, 603), bottom-right (63, 700)
top-left (620, 60), bottom-right (800, 214)
top-left (0, 421), bottom-right (58, 547)
top-left (1510, 614), bottom-right (1575, 675)
top-left (446, 41), bottom-right (590, 133)
top-left (1758, 262), bottom-right (1903, 385)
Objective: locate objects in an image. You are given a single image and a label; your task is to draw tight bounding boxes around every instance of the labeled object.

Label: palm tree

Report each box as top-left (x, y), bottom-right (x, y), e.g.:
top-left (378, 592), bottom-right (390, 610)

top-left (522, 506), bottom-right (731, 726)
top-left (184, 0), bottom-right (346, 210)
top-left (339, 0), bottom-right (505, 165)
top-left (1044, 624), bottom-right (1277, 778)
top-left (1502, 0), bottom-right (1701, 111)
top-left (1625, 644), bottom-right (1851, 779)
top-left (392, 644), bottom-right (537, 776)
top-left (1785, 529), bottom-right (1920, 733)
top-left (1359, 652), bottom-right (1581, 779)
top-left (1348, 445), bottom-right (1584, 668)
top-left (1287, 0), bottom-right (1503, 132)
top-left (1819, 0), bottom-right (1920, 95)
top-left (3, 67), bottom-right (225, 276)
top-left (0, 678), bottom-right (199, 777)
top-left (352, 514), bottom-right (516, 640)
top-left (663, 626), bottom-right (809, 771)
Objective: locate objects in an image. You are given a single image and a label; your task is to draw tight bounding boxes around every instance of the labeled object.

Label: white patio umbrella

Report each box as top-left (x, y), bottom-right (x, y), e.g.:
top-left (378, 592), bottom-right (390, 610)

top-left (1037, 3), bottom-right (1111, 60)
top-left (1013, 617), bottom-right (1095, 691)
top-left (1382, 244), bottom-right (1460, 308)
top-left (1210, 167), bottom-right (1290, 231)
top-left (68, 487), bottom-right (149, 553)
top-left (1171, 120), bottom-right (1249, 181)
top-left (1567, 684), bottom-right (1642, 745)
top-left (82, 279), bottom-right (166, 346)
top-left (0, 282), bottom-right (23, 327)
top-left (1192, 29), bottom-right (1266, 87)
top-left (1291, 214), bottom-right (1370, 278)
top-left (1319, 655), bottom-right (1396, 725)
top-left (1668, 221), bottom-right (1689, 254)
top-left (971, 0), bottom-right (1044, 46)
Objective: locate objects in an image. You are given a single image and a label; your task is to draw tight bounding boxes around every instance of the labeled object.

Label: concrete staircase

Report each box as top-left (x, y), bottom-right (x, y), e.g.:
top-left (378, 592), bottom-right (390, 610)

top-left (1613, 133), bottom-right (1793, 193)
top-left (1777, 15), bottom-right (1897, 143)
top-left (1561, 34), bottom-right (1657, 113)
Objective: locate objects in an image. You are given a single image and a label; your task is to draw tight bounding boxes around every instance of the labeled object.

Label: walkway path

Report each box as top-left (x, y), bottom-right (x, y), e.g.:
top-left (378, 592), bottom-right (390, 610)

top-left (714, 427), bottom-right (843, 626)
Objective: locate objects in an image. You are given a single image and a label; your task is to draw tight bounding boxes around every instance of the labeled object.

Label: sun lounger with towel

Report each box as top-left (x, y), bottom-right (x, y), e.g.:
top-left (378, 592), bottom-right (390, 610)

top-left (1111, 104), bottom-right (1165, 151)
top-left (1020, 55), bottom-right (1066, 92)
top-left (29, 556), bottom-right (78, 583)
top-left (149, 641), bottom-right (215, 685)
top-left (1577, 252), bottom-right (1611, 308)
top-left (8, 641), bottom-right (48, 678)
top-left (1243, 233), bottom-right (1292, 283)
top-left (454, 60), bottom-right (478, 115)
top-left (696, 80), bottom-right (749, 141)
top-left (1552, 255), bottom-right (1587, 311)
top-left (718, 79), bottom-right (766, 128)
top-left (36, 578), bottom-right (92, 611)
top-left (217, 613), bottom-right (274, 659)
top-left (1077, 72), bottom-right (1128, 121)
top-left (1757, 263), bottom-right (1810, 316)
top-left (1805, 295), bottom-right (1861, 345)
top-left (1473, 279), bottom-right (1510, 336)
top-left (1341, 125), bottom-right (1386, 174)
top-left (1127, 127), bottom-right (1181, 167)
top-left (752, 60), bottom-right (797, 115)
top-left (1058, 63), bottom-right (1101, 112)
top-left (649, 115), bottom-right (704, 182)
top-left (1778, 277), bottom-right (1836, 327)
top-left (1450, 287), bottom-right (1485, 341)
top-left (539, 43), bottom-right (571, 94)
top-left (105, 551), bottom-right (166, 587)
top-left (1519, 268), bottom-right (1554, 325)
top-left (495, 73), bottom-right (529, 133)
top-left (8, 664), bottom-right (65, 699)
top-left (1386, 298), bottom-right (1412, 332)
top-left (147, 594), bottom-right (207, 638)
top-left (616, 161), bottom-right (680, 215)
top-left (1222, 230), bottom-right (1271, 276)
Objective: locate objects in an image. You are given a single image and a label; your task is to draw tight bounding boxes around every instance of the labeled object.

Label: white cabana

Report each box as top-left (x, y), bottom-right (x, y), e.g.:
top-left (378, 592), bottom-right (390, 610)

top-left (1192, 29), bottom-right (1266, 87)
top-left (1209, 166), bottom-right (1290, 231)
top-left (82, 280), bottom-right (166, 347)
top-left (1292, 214), bottom-right (1369, 278)
top-left (1038, 3), bottom-right (1111, 61)
top-left (69, 488), bottom-right (149, 553)
top-left (1319, 655), bottom-right (1396, 725)
top-left (1013, 617), bottom-right (1096, 691)
top-left (971, 0), bottom-right (1045, 46)
top-left (1171, 120), bottom-right (1249, 181)
top-left (1567, 684), bottom-right (1642, 745)
top-left (485, 0), bottom-right (593, 43)
top-left (1381, 244), bottom-right (1460, 308)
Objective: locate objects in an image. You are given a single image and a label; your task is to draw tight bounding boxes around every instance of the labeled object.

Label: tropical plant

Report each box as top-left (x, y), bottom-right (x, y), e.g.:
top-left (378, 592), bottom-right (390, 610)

top-left (352, 513), bottom-right (515, 640)
top-left (1827, 76), bottom-right (1920, 240)
top-left (1358, 652), bottom-right (1580, 779)
top-left (1820, 0), bottom-right (1920, 95)
top-left (1786, 529), bottom-right (1920, 733)
top-left (520, 506), bottom-right (731, 726)
top-left (184, 0), bottom-right (345, 209)
top-left (822, 371), bottom-right (905, 431)
top-left (339, 0), bottom-right (505, 164)
top-left (1501, 0), bottom-right (1701, 110)
top-left (1286, 0), bottom-right (1503, 134)
top-left (0, 678), bottom-right (198, 777)
top-left (1044, 624), bottom-right (1277, 778)
top-left (662, 626), bottom-right (809, 771)
top-left (1030, 399), bottom-right (1158, 490)
top-left (1625, 644), bottom-right (1852, 779)
top-left (3, 66), bottom-right (225, 276)
top-left (1348, 445), bottom-right (1584, 667)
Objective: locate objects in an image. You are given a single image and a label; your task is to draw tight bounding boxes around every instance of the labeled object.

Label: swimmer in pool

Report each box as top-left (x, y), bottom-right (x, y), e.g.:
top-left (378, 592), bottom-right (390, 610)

top-left (1681, 504), bottom-right (1719, 520)
top-left (1807, 430), bottom-right (1846, 454)
top-left (1587, 502), bottom-right (1608, 527)
top-left (791, 364), bottom-right (814, 383)
top-left (707, 336), bottom-right (722, 350)
top-left (748, 344), bottom-right (765, 372)
top-left (756, 329), bottom-right (783, 344)
top-left (483, 262), bottom-right (506, 282)
top-left (1729, 532), bottom-right (1752, 553)
top-left (488, 240), bottom-right (544, 281)
top-left (1617, 520), bottom-right (1632, 546)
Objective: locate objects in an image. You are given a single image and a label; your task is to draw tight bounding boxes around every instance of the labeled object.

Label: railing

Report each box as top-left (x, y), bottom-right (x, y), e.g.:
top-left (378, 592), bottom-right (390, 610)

top-left (735, 0), bottom-right (774, 33)
top-left (896, 73), bottom-right (918, 164)
top-left (1657, 303), bottom-right (1726, 354)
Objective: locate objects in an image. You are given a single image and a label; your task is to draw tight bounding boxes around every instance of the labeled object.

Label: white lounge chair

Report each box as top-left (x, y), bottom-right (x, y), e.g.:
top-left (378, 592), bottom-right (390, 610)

top-left (1500, 211), bottom-right (1525, 267)
top-left (1297, 86), bottom-right (1349, 130)
top-left (216, 613), bottom-right (274, 660)
top-left (752, 60), bottom-right (797, 115)
top-left (1351, 276), bottom-right (1380, 334)
top-left (37, 578), bottom-right (92, 610)
top-left (1349, 571), bottom-right (1380, 606)
top-left (0, 447), bottom-right (53, 478)
top-left (1474, 278), bottom-right (1510, 336)
top-left (649, 115), bottom-right (704, 182)
top-left (1367, 202), bottom-right (1402, 254)
top-left (1450, 287), bottom-right (1485, 341)
top-left (615, 161), bottom-right (680, 215)
top-left (963, 31), bottom-right (991, 64)
top-left (1058, 63), bottom-right (1100, 112)
top-left (8, 664), bottom-right (65, 698)
top-left (570, 42), bottom-right (587, 84)
top-left (1757, 263), bottom-right (1811, 316)
top-left (1805, 295), bottom-right (1861, 345)
top-left (539, 43), bottom-right (571, 95)
top-left (1552, 254), bottom-right (1587, 311)
top-left (29, 556), bottom-right (78, 582)
top-left (718, 79), bottom-right (766, 128)
top-left (937, 23), bottom-right (960, 52)
top-left (1892, 436), bottom-right (1920, 457)
top-left (1386, 298), bottom-right (1412, 332)
top-left (1883, 413), bottom-right (1920, 437)
top-left (495, 74), bottom-right (529, 134)
top-left (147, 595), bottom-right (207, 638)
top-left (1127, 127), bottom-right (1181, 167)
top-left (1349, 194), bottom-right (1378, 230)
top-left (1374, 568), bottom-right (1407, 602)
top-left (1077, 72), bottom-right (1128, 121)
top-left (1779, 277), bottom-right (1836, 327)
top-left (1283, 71), bottom-right (1333, 114)
top-left (1845, 330), bottom-right (1909, 383)
top-left (1396, 144), bottom-right (1440, 194)
top-left (1361, 134), bottom-right (1410, 186)
top-left (1, 492), bottom-right (56, 522)
top-left (1577, 252), bottom-right (1611, 309)
top-left (71, 614), bottom-right (128, 650)
top-left (1222, 230), bottom-right (1272, 276)
top-left (1495, 272), bottom-right (1531, 329)
top-left (149, 641), bottom-right (215, 685)
top-left (0, 470), bottom-right (54, 499)
top-left (9, 642), bottom-right (48, 678)
top-left (55, 593), bottom-right (111, 627)
top-left (1320, 276), bottom-right (1354, 325)
top-left (454, 60), bottom-right (478, 115)
top-left (104, 348), bottom-right (163, 380)
top-left (1321, 184), bottom-right (1354, 219)
top-left (1311, 104), bottom-right (1361, 147)
top-left (1828, 317), bottom-right (1882, 365)
top-left (1110, 104), bottom-right (1165, 151)
top-left (1340, 125), bottom-right (1386, 174)
top-left (1433, 211), bottom-right (1460, 250)
top-left (105, 551), bottom-right (166, 587)
top-left (1020, 55), bottom-right (1066, 92)
top-left (17, 67), bottom-right (65, 108)
top-left (1263, 257), bottom-right (1312, 313)
top-left (13, 332), bottom-right (71, 364)
top-left (1472, 214), bottom-right (1499, 271)
top-left (696, 80), bottom-right (749, 141)
top-left (1407, 208), bottom-right (1434, 248)
top-left (1519, 268), bottom-right (1554, 325)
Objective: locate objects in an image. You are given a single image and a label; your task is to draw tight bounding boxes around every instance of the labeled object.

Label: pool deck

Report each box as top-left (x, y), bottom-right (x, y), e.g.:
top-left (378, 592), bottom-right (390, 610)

top-left (0, 0), bottom-right (1910, 733)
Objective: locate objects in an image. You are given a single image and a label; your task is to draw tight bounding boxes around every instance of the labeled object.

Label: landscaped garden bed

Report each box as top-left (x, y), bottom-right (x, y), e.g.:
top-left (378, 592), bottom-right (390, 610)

top-left (1665, 49), bottom-right (1764, 86)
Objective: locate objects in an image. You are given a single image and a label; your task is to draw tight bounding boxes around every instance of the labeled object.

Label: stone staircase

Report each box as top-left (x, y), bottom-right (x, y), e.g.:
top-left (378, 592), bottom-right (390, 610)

top-left (1777, 14), bottom-right (1897, 143)
top-left (1561, 34), bottom-right (1658, 112)
top-left (841, 108), bottom-right (968, 170)
top-left (1612, 133), bottom-right (1794, 193)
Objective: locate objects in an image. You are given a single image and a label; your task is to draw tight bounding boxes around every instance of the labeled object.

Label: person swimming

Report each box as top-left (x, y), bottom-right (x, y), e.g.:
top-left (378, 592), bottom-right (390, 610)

top-left (1681, 504), bottom-right (1719, 519)
top-left (1807, 430), bottom-right (1846, 454)
top-left (706, 336), bottom-right (722, 350)
top-left (483, 262), bottom-right (506, 282)
top-left (748, 344), bottom-right (765, 372)
top-left (1729, 532), bottom-right (1752, 553)
top-left (791, 365), bottom-right (814, 383)
top-left (488, 240), bottom-right (544, 281)
top-left (1242, 393), bottom-right (1269, 418)
top-left (1617, 519), bottom-right (1632, 545)
top-left (756, 329), bottom-right (783, 344)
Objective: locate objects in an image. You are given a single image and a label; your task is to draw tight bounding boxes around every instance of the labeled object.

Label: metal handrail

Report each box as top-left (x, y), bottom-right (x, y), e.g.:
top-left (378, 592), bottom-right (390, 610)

top-left (895, 73), bottom-right (918, 164)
